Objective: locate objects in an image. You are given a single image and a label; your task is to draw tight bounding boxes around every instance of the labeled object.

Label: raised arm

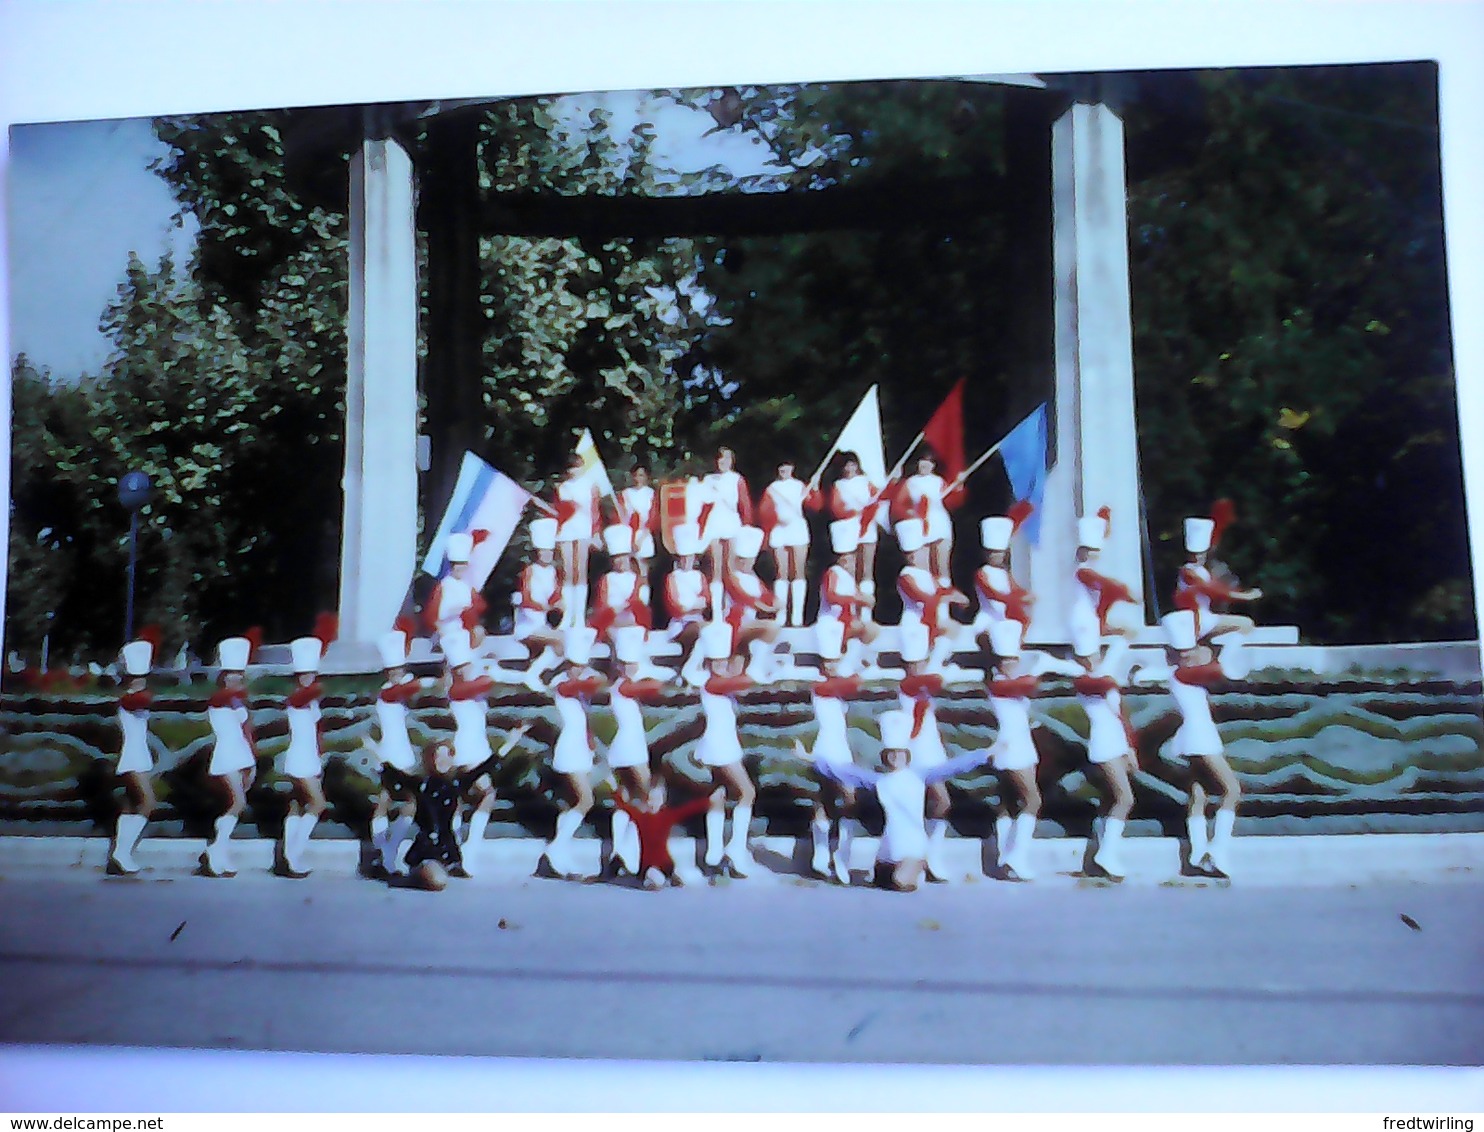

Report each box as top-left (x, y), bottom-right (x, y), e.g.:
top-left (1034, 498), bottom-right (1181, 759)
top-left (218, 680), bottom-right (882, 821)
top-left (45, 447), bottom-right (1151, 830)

top-left (920, 748), bottom-right (992, 785)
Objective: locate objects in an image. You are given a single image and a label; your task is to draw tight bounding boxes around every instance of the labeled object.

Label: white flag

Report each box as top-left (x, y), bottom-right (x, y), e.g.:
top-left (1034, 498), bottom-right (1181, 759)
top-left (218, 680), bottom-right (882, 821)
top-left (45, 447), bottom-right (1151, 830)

top-left (811, 385), bottom-right (887, 487)
top-left (575, 428), bottom-right (615, 499)
top-left (421, 453), bottom-right (533, 589)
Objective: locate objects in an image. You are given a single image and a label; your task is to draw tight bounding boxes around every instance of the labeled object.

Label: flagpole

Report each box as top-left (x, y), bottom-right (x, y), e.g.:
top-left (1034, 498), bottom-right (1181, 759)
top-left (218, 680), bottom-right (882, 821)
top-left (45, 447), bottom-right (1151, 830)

top-left (946, 437), bottom-right (1010, 493)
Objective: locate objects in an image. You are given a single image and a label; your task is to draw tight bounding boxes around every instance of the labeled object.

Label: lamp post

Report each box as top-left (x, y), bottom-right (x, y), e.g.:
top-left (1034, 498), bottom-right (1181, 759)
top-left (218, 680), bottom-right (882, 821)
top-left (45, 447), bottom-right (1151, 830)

top-left (118, 472), bottom-right (152, 643)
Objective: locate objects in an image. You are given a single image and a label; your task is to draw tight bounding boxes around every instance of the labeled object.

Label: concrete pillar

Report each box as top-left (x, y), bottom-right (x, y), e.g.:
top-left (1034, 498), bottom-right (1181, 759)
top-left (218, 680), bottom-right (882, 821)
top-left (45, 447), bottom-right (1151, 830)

top-left (1026, 99), bottom-right (1145, 643)
top-left (337, 134), bottom-right (420, 647)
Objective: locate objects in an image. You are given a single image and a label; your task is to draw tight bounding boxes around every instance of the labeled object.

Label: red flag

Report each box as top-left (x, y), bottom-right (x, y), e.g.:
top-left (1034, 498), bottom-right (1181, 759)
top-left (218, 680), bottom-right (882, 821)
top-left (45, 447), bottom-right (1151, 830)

top-left (920, 379), bottom-right (966, 482)
top-left (1211, 498), bottom-right (1237, 550)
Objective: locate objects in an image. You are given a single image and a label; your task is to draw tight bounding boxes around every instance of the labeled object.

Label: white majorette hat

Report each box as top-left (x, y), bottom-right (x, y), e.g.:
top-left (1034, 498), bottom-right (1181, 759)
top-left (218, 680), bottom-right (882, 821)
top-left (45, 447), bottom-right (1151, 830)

top-left (981, 516), bottom-right (1013, 552)
top-left (734, 525), bottom-right (764, 559)
top-left (217, 637), bottom-right (250, 672)
top-left (701, 622), bottom-right (733, 661)
top-left (603, 525), bottom-right (634, 558)
top-left (122, 640), bottom-right (153, 677)
top-left (441, 630), bottom-right (474, 669)
top-left (672, 523), bottom-right (702, 558)
top-left (830, 518), bottom-right (860, 555)
top-left (1184, 517), bottom-right (1215, 554)
top-left (611, 625), bottom-right (646, 664)
top-left (989, 620), bottom-right (1023, 659)
top-left (1076, 516), bottom-right (1105, 550)
top-left (897, 620), bottom-right (930, 664)
top-left (377, 629), bottom-right (409, 669)
top-left (290, 637), bottom-right (323, 674)
top-left (1162, 609), bottom-right (1198, 651)
top-left (814, 616), bottom-right (845, 660)
top-left (879, 710), bottom-right (913, 752)
top-left (565, 626), bottom-right (597, 666)
top-left (1071, 622), bottom-right (1100, 659)
top-left (894, 519), bottom-right (927, 554)
top-left (447, 532), bottom-right (474, 564)
top-left (530, 518), bottom-right (558, 552)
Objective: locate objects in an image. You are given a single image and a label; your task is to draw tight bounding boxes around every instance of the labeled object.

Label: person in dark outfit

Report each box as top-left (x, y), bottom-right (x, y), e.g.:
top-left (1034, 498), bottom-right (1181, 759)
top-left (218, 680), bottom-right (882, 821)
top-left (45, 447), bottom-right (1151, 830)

top-left (382, 728), bottom-right (528, 892)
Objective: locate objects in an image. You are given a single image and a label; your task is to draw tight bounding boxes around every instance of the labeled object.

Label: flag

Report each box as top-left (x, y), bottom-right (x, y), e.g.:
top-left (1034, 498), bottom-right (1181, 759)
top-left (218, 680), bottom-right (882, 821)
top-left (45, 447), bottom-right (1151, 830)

top-left (575, 428), bottom-right (615, 499)
top-left (998, 403), bottom-right (1049, 545)
top-left (421, 452), bottom-right (533, 588)
top-left (920, 378), bottom-right (966, 482)
top-left (811, 385), bottom-right (887, 487)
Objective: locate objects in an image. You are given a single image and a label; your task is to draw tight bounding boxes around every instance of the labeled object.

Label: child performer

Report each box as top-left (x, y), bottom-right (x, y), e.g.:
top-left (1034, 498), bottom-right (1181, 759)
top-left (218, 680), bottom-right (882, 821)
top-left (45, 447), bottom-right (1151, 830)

top-left (723, 525), bottom-right (783, 681)
top-left (802, 710), bottom-right (991, 893)
top-left (700, 446), bottom-right (754, 615)
top-left (803, 616), bottom-right (870, 883)
top-left (972, 511), bottom-right (1034, 650)
top-left (425, 531), bottom-right (488, 648)
top-left (820, 519), bottom-right (879, 669)
top-left (368, 625), bottom-right (422, 877)
top-left (896, 450), bottom-right (965, 587)
top-left (665, 522), bottom-right (712, 687)
top-left (896, 621), bottom-right (954, 882)
top-left (760, 459), bottom-right (812, 628)
top-left (695, 622), bottom-right (760, 877)
top-left (606, 626), bottom-right (669, 877)
top-left (1175, 506), bottom-right (1263, 645)
top-left (512, 517), bottom-right (565, 691)
top-left (830, 452), bottom-right (887, 620)
top-left (1071, 507), bottom-right (1141, 676)
top-left (1144, 609), bottom-right (1243, 879)
top-left (441, 629), bottom-right (499, 878)
top-left (592, 525), bottom-right (653, 650)
top-left (383, 730), bottom-right (529, 892)
top-left (1070, 623), bottom-right (1139, 881)
top-left (895, 518), bottom-right (971, 673)
top-left (986, 620), bottom-right (1043, 882)
top-left (200, 636), bottom-right (256, 878)
top-left (620, 464), bottom-right (660, 606)
top-left (611, 780), bottom-right (726, 890)
top-left (542, 626), bottom-right (606, 879)
top-left (277, 624), bottom-right (335, 879)
top-left (108, 631), bottom-right (160, 875)
top-left (553, 451), bottom-right (602, 628)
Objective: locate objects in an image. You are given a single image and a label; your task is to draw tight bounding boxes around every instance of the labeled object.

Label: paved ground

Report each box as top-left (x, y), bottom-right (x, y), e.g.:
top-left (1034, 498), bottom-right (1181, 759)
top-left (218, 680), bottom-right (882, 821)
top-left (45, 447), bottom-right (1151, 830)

top-left (2, 859), bottom-right (1481, 1066)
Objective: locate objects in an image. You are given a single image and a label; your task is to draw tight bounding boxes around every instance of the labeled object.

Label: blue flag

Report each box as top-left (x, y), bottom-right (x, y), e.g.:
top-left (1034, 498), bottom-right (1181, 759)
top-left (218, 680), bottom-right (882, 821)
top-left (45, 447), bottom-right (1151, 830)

top-left (998, 404), bottom-right (1049, 545)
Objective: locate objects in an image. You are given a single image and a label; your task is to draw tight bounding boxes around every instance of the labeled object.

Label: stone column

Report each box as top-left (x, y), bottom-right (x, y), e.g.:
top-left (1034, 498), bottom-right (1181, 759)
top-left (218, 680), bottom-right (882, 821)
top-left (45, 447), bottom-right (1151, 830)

top-left (1026, 98), bottom-right (1145, 643)
top-left (337, 131), bottom-right (420, 647)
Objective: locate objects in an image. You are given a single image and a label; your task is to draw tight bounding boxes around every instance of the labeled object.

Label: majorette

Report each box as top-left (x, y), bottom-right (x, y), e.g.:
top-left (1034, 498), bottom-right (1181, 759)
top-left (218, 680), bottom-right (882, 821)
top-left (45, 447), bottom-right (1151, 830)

top-left (441, 627), bottom-right (499, 878)
top-left (819, 518), bottom-right (880, 668)
top-left (973, 507), bottom-right (1035, 640)
top-left (804, 615), bottom-right (869, 883)
top-left (368, 621), bottom-right (422, 877)
top-left (894, 449), bottom-right (965, 586)
top-left (277, 617), bottom-right (337, 879)
top-left (985, 619), bottom-right (1043, 882)
top-left (722, 524), bottom-right (783, 683)
top-left (553, 450), bottom-right (602, 629)
top-left (511, 517), bottom-right (565, 692)
top-left (895, 518), bottom-right (970, 672)
top-left (664, 521), bottom-right (711, 688)
top-left (759, 459), bottom-right (813, 628)
top-left (542, 626), bottom-right (606, 880)
top-left (201, 635), bottom-right (257, 878)
top-left (896, 620), bottom-right (954, 882)
top-left (1071, 507), bottom-right (1141, 663)
top-left (425, 531), bottom-right (489, 649)
top-left (605, 624), bottom-right (668, 877)
top-left (620, 464), bottom-right (660, 565)
top-left (1070, 620), bottom-right (1139, 881)
top-left (698, 446), bottom-right (755, 616)
top-left (592, 524), bottom-right (652, 640)
top-left (108, 629), bottom-right (160, 876)
top-left (830, 451), bottom-right (887, 621)
top-left (695, 621), bottom-right (759, 878)
top-left (1174, 501), bottom-right (1263, 644)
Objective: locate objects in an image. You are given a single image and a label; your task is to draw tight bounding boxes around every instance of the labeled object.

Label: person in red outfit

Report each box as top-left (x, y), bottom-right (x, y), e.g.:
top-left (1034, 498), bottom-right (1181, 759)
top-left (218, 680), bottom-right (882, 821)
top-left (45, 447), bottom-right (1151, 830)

top-left (1174, 506), bottom-right (1263, 645)
top-left (108, 631), bottom-right (159, 876)
top-left (610, 780), bottom-right (726, 889)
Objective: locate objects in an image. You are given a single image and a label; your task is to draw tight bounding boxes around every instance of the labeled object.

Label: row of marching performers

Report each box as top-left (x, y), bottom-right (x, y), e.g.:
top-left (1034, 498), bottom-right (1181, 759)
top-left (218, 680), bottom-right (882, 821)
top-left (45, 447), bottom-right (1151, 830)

top-left (106, 604), bottom-right (1246, 893)
top-left (428, 500), bottom-right (1263, 702)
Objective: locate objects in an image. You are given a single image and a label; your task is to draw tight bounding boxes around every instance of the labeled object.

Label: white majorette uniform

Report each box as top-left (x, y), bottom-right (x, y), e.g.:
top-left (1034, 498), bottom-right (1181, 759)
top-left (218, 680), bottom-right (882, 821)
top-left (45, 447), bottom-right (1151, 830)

top-left (699, 468), bottom-right (753, 546)
top-left (426, 532), bottom-right (486, 640)
top-left (207, 638), bottom-right (255, 776)
top-left (282, 638), bottom-right (325, 780)
top-left (987, 621), bottom-right (1040, 772)
top-left (696, 624), bottom-right (750, 768)
top-left (1169, 662), bottom-right (1224, 759)
top-left (1174, 515), bottom-right (1250, 639)
top-left (819, 520), bottom-right (867, 627)
top-left (443, 631), bottom-right (495, 771)
top-left (514, 519), bottom-right (562, 640)
top-left (608, 628), bottom-right (664, 771)
top-left (1073, 671), bottom-right (1134, 766)
top-left (831, 471), bottom-right (882, 545)
top-left (1071, 511), bottom-right (1136, 639)
top-left (973, 516), bottom-right (1032, 634)
top-left (809, 622), bottom-right (863, 771)
top-left (116, 641), bottom-right (155, 775)
top-left (592, 526), bottom-right (649, 636)
top-left (895, 521), bottom-right (950, 636)
top-left (663, 523), bottom-right (709, 633)
top-left (621, 482), bottom-right (659, 560)
top-left (722, 527), bottom-right (771, 623)
top-left (551, 629), bottom-right (603, 775)
top-left (898, 472), bottom-right (958, 546)
top-left (375, 631), bottom-right (419, 773)
top-left (554, 475), bottom-right (601, 545)
top-left (761, 477), bottom-right (809, 550)
top-left (898, 672), bottom-right (948, 771)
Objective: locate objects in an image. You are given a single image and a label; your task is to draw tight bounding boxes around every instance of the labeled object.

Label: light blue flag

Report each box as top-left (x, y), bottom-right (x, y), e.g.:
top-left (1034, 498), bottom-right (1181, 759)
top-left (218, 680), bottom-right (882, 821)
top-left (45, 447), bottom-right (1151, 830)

top-left (998, 404), bottom-right (1049, 545)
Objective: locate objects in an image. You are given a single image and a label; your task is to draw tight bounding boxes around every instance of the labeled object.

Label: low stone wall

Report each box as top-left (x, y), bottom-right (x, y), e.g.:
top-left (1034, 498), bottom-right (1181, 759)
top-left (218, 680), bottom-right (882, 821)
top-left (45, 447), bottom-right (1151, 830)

top-left (2, 675), bottom-right (1482, 840)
